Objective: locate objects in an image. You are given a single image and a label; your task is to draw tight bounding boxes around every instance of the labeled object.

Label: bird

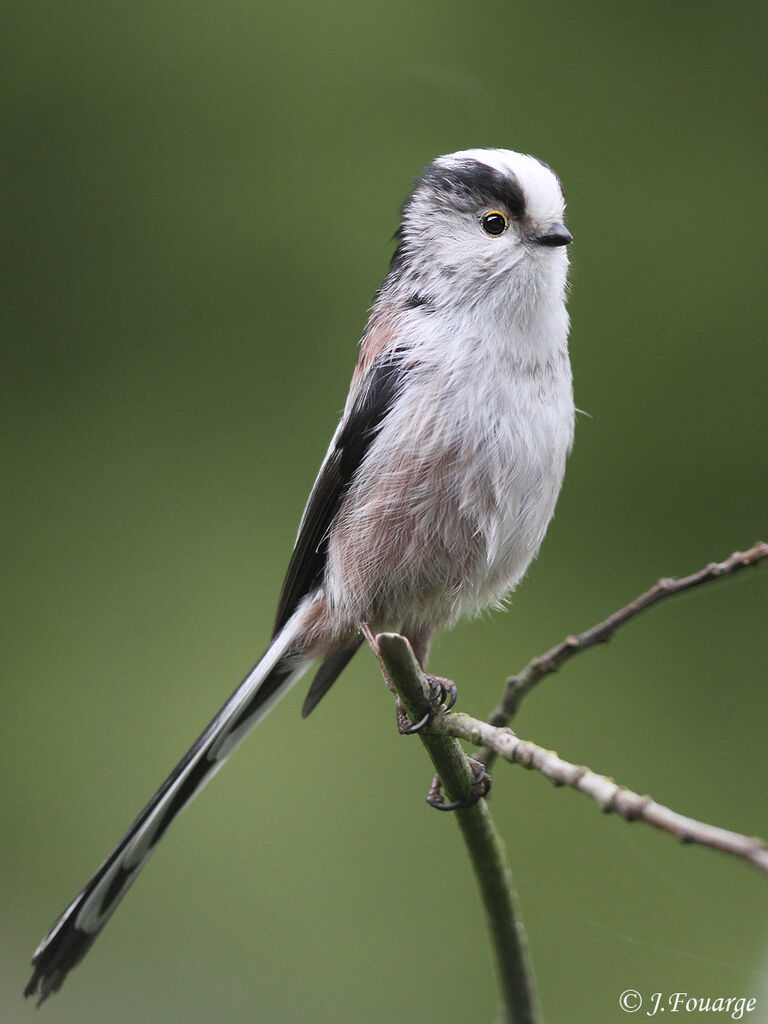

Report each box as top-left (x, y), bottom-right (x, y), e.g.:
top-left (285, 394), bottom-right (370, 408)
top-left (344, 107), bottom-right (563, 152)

top-left (25, 147), bottom-right (574, 1004)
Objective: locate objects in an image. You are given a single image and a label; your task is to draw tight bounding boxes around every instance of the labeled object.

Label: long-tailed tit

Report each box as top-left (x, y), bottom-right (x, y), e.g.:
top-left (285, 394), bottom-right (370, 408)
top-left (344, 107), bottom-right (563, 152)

top-left (26, 148), bottom-right (574, 1003)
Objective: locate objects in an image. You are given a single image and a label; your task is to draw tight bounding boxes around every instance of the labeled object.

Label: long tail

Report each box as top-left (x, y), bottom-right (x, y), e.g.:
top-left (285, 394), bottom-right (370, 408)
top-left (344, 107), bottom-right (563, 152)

top-left (25, 610), bottom-right (313, 1006)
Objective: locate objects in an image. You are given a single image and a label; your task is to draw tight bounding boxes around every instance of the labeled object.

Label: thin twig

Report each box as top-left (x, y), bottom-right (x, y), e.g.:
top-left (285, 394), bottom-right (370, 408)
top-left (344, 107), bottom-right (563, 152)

top-left (485, 542), bottom-right (768, 750)
top-left (369, 548), bottom-right (767, 1012)
top-left (375, 633), bottom-right (542, 1024)
top-left (439, 710), bottom-right (768, 877)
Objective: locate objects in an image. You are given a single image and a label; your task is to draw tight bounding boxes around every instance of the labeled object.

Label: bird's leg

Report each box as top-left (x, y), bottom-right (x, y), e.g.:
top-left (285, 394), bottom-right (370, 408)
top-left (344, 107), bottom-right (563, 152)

top-left (359, 622), bottom-right (394, 690)
top-left (360, 622), bottom-right (413, 730)
top-left (407, 628), bottom-right (485, 803)
top-left (360, 622), bottom-right (437, 734)
top-left (405, 624), bottom-right (458, 713)
top-left (364, 622), bottom-right (490, 802)
top-left (426, 758), bottom-right (492, 812)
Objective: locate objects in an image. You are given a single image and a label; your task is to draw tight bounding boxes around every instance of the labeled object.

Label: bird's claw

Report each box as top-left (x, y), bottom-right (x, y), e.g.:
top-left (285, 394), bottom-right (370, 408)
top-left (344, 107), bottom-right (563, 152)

top-left (396, 674), bottom-right (459, 734)
top-left (397, 703), bottom-right (431, 734)
top-left (425, 674), bottom-right (457, 710)
top-left (425, 758), bottom-right (491, 811)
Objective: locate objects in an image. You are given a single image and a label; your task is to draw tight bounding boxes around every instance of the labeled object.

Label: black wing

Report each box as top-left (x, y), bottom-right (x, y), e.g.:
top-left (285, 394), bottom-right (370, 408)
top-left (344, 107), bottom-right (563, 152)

top-left (272, 349), bottom-right (406, 636)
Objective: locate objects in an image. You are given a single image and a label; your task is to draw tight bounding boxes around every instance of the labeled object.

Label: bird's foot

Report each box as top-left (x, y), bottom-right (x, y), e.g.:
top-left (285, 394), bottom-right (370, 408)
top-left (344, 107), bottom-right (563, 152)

top-left (396, 699), bottom-right (431, 734)
top-left (424, 674), bottom-right (457, 710)
top-left (396, 674), bottom-right (458, 734)
top-left (426, 758), bottom-right (492, 811)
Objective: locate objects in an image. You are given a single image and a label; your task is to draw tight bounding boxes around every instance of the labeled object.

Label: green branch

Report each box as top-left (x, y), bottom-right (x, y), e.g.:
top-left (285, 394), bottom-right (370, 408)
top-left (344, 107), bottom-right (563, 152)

top-left (375, 633), bottom-right (542, 1024)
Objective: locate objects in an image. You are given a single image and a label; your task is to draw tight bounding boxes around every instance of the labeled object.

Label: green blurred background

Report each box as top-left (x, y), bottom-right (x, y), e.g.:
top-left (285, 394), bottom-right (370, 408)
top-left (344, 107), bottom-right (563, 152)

top-left (3, 2), bottom-right (767, 1021)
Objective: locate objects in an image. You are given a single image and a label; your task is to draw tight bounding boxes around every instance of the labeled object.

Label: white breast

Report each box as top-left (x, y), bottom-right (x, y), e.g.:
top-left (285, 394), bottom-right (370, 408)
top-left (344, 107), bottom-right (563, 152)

top-left (325, 291), bottom-right (574, 631)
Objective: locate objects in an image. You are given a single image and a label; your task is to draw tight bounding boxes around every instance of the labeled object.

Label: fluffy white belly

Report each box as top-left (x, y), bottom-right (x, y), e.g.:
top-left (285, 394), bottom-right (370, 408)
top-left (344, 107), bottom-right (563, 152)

top-left (326, 346), bottom-right (574, 630)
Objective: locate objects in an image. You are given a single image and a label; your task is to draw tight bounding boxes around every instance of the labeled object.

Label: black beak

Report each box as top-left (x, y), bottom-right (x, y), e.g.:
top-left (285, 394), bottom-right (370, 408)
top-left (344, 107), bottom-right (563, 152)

top-left (535, 223), bottom-right (572, 247)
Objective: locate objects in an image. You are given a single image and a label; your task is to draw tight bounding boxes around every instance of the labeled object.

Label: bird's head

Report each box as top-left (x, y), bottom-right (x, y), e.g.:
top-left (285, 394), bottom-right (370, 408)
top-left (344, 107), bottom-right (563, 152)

top-left (391, 148), bottom-right (570, 311)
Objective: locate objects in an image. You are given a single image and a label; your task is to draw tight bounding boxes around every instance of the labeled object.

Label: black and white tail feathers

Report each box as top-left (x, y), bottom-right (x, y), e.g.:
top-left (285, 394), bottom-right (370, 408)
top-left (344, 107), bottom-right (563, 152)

top-left (25, 342), bottom-right (406, 1005)
top-left (25, 611), bottom-right (313, 1006)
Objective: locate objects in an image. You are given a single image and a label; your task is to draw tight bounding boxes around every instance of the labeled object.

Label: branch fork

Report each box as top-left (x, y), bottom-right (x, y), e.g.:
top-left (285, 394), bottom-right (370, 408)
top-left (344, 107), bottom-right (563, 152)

top-left (368, 543), bottom-right (767, 1023)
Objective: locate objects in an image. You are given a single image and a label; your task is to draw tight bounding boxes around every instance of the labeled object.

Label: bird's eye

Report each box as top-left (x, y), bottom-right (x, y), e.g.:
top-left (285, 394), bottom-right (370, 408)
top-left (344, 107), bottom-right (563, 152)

top-left (481, 211), bottom-right (509, 236)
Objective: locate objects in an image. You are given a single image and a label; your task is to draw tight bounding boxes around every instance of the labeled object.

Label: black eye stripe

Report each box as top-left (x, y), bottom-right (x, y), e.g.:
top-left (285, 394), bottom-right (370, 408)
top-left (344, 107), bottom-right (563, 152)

top-left (410, 159), bottom-right (526, 221)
